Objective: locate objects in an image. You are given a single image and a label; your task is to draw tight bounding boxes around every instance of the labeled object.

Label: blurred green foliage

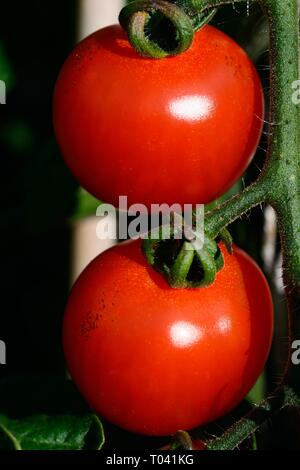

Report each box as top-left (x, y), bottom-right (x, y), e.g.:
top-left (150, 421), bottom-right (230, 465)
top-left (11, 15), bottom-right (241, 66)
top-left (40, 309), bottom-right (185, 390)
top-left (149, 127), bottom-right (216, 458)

top-left (0, 42), bottom-right (15, 91)
top-left (73, 188), bottom-right (102, 220)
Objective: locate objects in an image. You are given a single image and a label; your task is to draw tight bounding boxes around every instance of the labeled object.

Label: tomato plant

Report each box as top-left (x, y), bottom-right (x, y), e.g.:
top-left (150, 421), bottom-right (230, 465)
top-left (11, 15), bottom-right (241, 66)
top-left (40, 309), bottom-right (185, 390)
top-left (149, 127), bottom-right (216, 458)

top-left (53, 24), bottom-right (263, 208)
top-left (1, 0), bottom-right (300, 456)
top-left (63, 241), bottom-right (273, 436)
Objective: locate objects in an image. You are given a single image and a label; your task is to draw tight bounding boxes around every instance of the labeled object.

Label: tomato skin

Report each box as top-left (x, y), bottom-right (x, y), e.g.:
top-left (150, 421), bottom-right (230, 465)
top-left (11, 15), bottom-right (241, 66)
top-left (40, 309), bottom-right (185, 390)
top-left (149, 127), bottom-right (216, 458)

top-left (63, 241), bottom-right (273, 436)
top-left (54, 25), bottom-right (264, 208)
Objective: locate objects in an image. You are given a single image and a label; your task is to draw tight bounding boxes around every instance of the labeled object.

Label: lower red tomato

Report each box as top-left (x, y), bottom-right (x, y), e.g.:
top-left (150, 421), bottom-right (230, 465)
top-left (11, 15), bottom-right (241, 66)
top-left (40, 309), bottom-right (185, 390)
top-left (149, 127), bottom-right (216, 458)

top-left (63, 241), bottom-right (273, 436)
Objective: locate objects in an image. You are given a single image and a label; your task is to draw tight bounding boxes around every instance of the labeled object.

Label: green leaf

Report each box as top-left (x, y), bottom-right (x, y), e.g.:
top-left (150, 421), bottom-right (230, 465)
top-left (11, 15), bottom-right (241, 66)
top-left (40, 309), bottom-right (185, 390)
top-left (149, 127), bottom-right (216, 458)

top-left (0, 375), bottom-right (105, 451)
top-left (0, 414), bottom-right (104, 450)
top-left (0, 421), bottom-right (21, 450)
top-left (0, 121), bottom-right (35, 153)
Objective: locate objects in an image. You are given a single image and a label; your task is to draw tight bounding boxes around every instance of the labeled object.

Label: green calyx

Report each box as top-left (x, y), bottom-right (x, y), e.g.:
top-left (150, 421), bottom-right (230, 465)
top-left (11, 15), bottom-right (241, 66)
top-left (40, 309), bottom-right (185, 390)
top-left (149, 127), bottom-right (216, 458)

top-left (119, 0), bottom-right (216, 59)
top-left (142, 220), bottom-right (232, 288)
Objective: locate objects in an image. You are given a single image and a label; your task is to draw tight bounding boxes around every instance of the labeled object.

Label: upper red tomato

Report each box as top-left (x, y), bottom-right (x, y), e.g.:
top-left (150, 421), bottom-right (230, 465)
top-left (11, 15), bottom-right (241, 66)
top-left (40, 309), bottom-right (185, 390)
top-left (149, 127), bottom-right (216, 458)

top-left (54, 25), bottom-right (264, 209)
top-left (63, 241), bottom-right (273, 436)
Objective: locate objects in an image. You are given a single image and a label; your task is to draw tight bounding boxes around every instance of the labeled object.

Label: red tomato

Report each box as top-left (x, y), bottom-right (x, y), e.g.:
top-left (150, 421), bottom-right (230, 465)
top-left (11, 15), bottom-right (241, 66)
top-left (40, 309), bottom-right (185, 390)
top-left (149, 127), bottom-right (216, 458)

top-left (63, 241), bottom-right (273, 436)
top-left (54, 25), bottom-right (264, 209)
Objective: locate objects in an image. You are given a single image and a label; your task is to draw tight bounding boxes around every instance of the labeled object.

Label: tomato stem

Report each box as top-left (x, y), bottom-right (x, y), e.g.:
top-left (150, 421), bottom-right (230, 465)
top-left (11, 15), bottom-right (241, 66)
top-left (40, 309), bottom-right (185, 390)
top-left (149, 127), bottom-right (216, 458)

top-left (174, 430), bottom-right (194, 450)
top-left (207, 386), bottom-right (300, 450)
top-left (205, 0), bottom-right (300, 415)
top-left (119, 0), bottom-right (227, 58)
top-left (205, 177), bottom-right (268, 237)
top-left (119, 0), bottom-right (194, 58)
top-left (262, 0), bottom-right (300, 290)
top-left (142, 235), bottom-right (225, 288)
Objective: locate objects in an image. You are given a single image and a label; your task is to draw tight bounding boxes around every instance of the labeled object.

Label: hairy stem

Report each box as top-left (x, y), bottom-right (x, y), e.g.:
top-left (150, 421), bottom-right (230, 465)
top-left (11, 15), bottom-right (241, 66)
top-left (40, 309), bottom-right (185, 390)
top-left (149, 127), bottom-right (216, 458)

top-left (203, 0), bottom-right (300, 448)
top-left (204, 0), bottom-right (300, 400)
top-left (187, 0), bottom-right (246, 10)
top-left (205, 0), bottom-right (300, 291)
top-left (207, 386), bottom-right (300, 450)
top-left (120, 0), bottom-right (248, 57)
top-left (261, 0), bottom-right (300, 289)
top-left (205, 178), bottom-right (268, 237)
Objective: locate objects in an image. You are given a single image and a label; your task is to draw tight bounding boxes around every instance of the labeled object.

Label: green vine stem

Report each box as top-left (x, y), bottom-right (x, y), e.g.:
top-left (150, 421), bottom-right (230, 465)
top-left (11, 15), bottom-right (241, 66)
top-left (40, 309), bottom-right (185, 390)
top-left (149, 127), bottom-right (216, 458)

top-left (162, 386), bottom-right (300, 450)
top-left (206, 0), bottom-right (300, 288)
top-left (204, 1), bottom-right (300, 447)
top-left (206, 386), bottom-right (300, 450)
top-left (207, 0), bottom-right (300, 386)
top-left (205, 177), bottom-right (268, 237)
top-left (263, 0), bottom-right (300, 289)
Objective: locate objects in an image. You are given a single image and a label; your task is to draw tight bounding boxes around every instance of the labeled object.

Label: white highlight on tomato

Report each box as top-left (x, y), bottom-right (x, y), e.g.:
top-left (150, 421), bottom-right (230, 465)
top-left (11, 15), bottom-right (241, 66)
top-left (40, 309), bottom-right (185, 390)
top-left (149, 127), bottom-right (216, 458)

top-left (170, 321), bottom-right (203, 348)
top-left (216, 316), bottom-right (232, 333)
top-left (169, 95), bottom-right (214, 122)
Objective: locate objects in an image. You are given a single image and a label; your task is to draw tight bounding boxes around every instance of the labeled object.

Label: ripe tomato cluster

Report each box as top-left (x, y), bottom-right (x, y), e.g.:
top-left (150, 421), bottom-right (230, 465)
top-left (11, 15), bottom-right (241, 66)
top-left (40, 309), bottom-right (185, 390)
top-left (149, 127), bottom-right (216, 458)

top-left (55, 24), bottom-right (273, 436)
